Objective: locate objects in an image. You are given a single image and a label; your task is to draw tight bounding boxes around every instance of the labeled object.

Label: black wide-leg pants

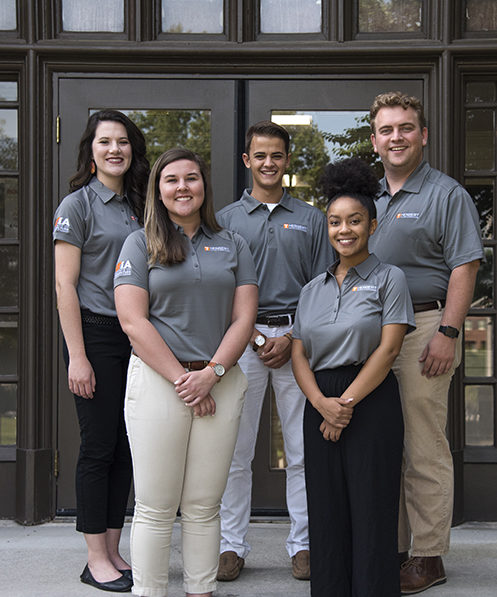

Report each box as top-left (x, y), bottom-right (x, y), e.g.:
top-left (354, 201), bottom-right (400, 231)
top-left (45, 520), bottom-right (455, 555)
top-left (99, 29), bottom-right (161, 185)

top-left (304, 365), bottom-right (403, 597)
top-left (63, 315), bottom-right (132, 534)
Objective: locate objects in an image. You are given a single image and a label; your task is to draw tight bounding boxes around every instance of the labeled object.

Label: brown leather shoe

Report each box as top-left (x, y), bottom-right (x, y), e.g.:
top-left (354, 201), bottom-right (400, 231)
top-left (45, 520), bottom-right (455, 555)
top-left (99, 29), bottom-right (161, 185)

top-left (399, 551), bottom-right (410, 567)
top-left (291, 549), bottom-right (310, 580)
top-left (400, 556), bottom-right (447, 594)
top-left (217, 551), bottom-right (244, 581)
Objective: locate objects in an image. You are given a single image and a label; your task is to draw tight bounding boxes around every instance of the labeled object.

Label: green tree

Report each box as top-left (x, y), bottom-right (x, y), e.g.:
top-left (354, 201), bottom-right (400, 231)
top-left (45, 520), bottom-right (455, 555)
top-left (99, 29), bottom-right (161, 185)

top-left (127, 109), bottom-right (211, 167)
top-left (359, 0), bottom-right (421, 33)
top-left (322, 114), bottom-right (384, 179)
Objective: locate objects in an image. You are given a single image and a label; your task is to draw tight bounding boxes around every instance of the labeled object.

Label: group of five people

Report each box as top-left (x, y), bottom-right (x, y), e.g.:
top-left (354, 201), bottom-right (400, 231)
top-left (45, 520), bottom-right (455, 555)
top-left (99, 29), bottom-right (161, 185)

top-left (53, 91), bottom-right (483, 597)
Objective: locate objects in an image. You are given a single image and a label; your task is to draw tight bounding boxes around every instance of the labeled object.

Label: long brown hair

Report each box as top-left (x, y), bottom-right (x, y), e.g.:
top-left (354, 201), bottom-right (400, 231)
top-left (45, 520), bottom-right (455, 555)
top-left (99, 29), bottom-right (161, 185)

top-left (69, 110), bottom-right (149, 223)
top-left (145, 148), bottom-right (221, 265)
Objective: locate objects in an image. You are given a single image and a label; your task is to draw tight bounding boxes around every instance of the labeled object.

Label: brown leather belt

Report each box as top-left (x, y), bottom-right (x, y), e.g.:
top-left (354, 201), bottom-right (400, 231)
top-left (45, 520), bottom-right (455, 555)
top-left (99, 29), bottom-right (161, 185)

top-left (413, 300), bottom-right (445, 313)
top-left (179, 360), bottom-right (209, 370)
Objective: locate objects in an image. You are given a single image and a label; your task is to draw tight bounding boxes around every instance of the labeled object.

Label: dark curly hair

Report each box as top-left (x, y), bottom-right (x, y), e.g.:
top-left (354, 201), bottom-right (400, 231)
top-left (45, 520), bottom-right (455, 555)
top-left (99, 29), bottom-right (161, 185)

top-left (69, 110), bottom-right (150, 224)
top-left (320, 157), bottom-right (380, 221)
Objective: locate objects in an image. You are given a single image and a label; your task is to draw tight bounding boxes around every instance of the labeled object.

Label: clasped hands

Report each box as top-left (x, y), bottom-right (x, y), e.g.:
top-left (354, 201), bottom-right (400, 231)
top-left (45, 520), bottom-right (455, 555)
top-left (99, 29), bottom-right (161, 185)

top-left (317, 396), bottom-right (354, 442)
top-left (174, 367), bottom-right (217, 417)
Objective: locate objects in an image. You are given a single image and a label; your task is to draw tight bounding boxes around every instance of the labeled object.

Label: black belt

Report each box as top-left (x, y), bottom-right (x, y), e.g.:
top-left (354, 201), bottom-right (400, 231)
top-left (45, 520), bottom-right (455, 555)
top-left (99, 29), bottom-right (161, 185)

top-left (413, 300), bottom-right (445, 313)
top-left (256, 311), bottom-right (295, 326)
top-left (81, 309), bottom-right (120, 326)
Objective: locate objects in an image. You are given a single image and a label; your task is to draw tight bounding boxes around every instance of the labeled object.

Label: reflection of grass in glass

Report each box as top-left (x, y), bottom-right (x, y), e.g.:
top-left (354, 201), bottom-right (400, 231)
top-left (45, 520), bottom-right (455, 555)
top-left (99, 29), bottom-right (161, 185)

top-left (0, 415), bottom-right (16, 445)
top-left (270, 391), bottom-right (287, 470)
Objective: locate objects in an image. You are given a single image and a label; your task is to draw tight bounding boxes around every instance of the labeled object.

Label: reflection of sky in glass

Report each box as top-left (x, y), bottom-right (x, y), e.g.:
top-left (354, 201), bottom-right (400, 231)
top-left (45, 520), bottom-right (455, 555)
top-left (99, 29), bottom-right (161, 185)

top-left (273, 110), bottom-right (369, 160)
top-left (0, 82), bottom-right (17, 102)
top-left (0, 109), bottom-right (17, 139)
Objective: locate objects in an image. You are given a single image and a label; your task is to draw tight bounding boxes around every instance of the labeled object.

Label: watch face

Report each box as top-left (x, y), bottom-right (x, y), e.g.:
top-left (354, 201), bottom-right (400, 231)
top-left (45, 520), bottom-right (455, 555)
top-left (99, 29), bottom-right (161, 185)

top-left (213, 363), bottom-right (225, 377)
top-left (255, 334), bottom-right (266, 347)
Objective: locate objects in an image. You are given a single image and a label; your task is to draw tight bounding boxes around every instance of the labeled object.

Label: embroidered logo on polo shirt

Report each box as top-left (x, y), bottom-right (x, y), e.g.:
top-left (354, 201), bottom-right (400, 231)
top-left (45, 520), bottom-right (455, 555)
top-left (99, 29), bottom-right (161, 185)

top-left (352, 285), bottom-right (377, 292)
top-left (396, 212), bottom-right (420, 219)
top-left (283, 223), bottom-right (308, 232)
top-left (204, 246), bottom-right (230, 252)
top-left (115, 260), bottom-right (132, 277)
top-left (54, 216), bottom-right (71, 233)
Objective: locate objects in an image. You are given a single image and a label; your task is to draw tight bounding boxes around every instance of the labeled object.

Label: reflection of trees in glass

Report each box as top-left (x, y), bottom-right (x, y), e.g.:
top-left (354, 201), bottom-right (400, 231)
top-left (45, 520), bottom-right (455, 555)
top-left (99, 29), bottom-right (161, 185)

top-left (466, 0), bottom-right (497, 31)
top-left (0, 116), bottom-right (18, 170)
top-left (0, 247), bottom-right (18, 308)
top-left (359, 0), bottom-right (422, 32)
top-left (286, 123), bottom-right (330, 209)
top-left (466, 183), bottom-right (493, 239)
top-left (322, 114), bottom-right (384, 179)
top-left (473, 248), bottom-right (493, 309)
top-left (127, 110), bottom-right (211, 168)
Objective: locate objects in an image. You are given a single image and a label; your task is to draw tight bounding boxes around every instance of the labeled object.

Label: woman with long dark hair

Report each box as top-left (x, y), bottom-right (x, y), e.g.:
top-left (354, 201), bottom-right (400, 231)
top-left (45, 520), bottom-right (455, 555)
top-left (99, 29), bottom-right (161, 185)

top-left (292, 158), bottom-right (415, 596)
top-left (54, 110), bottom-right (149, 593)
top-left (114, 148), bottom-right (258, 597)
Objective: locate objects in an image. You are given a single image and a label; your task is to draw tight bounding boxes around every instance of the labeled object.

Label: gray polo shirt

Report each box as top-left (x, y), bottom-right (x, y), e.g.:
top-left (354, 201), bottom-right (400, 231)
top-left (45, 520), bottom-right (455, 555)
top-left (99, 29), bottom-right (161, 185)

top-left (114, 225), bottom-right (258, 362)
top-left (293, 254), bottom-right (415, 371)
top-left (369, 161), bottom-right (483, 304)
top-left (216, 189), bottom-right (334, 315)
top-left (53, 177), bottom-right (141, 316)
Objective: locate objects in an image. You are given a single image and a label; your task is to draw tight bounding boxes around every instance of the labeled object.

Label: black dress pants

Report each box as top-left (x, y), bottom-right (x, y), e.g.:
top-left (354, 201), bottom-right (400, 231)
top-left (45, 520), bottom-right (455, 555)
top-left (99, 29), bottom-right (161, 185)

top-left (304, 365), bottom-right (403, 597)
top-left (64, 314), bottom-right (132, 534)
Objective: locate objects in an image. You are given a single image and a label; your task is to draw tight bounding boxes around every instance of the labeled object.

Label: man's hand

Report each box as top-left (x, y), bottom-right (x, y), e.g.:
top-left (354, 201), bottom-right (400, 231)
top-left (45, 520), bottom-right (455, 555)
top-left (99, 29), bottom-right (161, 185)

top-left (257, 335), bottom-right (292, 368)
top-left (419, 332), bottom-right (456, 378)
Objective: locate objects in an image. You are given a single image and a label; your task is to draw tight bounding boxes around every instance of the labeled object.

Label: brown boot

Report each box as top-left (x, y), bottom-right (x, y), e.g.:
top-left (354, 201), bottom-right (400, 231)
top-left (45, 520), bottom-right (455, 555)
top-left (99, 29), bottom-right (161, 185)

top-left (399, 551), bottom-right (410, 567)
top-left (400, 556), bottom-right (447, 594)
top-left (217, 551), bottom-right (244, 581)
top-left (291, 550), bottom-right (310, 580)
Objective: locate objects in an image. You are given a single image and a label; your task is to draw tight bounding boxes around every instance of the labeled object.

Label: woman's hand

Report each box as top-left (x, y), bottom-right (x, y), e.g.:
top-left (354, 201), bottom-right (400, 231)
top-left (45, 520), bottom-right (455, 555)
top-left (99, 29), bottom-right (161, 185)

top-left (192, 393), bottom-right (216, 417)
top-left (319, 419), bottom-right (343, 442)
top-left (316, 396), bottom-right (354, 428)
top-left (174, 367), bottom-right (218, 407)
top-left (68, 354), bottom-right (96, 399)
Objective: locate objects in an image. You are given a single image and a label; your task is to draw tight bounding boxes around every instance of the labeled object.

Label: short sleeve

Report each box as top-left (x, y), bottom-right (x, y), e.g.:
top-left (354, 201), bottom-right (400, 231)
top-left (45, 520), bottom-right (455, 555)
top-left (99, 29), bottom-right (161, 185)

top-left (53, 192), bottom-right (87, 248)
top-left (380, 266), bottom-right (416, 333)
top-left (114, 229), bottom-right (150, 291)
top-left (233, 232), bottom-right (258, 287)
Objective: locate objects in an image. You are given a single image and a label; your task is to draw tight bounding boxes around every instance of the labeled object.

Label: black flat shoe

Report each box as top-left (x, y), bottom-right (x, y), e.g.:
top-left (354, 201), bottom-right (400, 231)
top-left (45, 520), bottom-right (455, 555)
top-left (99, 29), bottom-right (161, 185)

top-left (119, 569), bottom-right (133, 581)
top-left (80, 564), bottom-right (132, 592)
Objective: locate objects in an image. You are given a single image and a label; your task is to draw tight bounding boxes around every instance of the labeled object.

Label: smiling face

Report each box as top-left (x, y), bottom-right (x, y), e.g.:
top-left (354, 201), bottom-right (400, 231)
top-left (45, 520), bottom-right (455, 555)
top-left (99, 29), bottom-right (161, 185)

top-left (91, 120), bottom-right (132, 193)
top-left (158, 159), bottom-right (205, 228)
top-left (371, 105), bottom-right (428, 178)
top-left (327, 196), bottom-right (377, 266)
top-left (242, 135), bottom-right (290, 199)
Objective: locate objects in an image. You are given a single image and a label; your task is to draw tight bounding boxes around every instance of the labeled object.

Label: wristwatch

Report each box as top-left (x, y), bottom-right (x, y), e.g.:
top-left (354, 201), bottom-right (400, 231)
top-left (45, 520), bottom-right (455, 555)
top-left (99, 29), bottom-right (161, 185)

top-left (438, 325), bottom-right (459, 339)
top-left (253, 333), bottom-right (267, 351)
top-left (208, 361), bottom-right (226, 379)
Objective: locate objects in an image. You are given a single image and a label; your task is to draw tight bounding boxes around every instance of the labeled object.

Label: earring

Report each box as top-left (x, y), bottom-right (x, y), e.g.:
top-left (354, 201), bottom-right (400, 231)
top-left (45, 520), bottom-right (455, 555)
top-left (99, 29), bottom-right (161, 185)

top-left (90, 159), bottom-right (96, 174)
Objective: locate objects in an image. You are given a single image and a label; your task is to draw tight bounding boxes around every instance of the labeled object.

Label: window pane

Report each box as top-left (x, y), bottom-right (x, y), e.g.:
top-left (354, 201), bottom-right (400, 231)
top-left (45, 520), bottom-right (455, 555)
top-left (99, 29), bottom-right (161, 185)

top-left (465, 316), bottom-right (493, 377)
top-left (466, 82), bottom-right (496, 104)
top-left (162, 0), bottom-right (223, 34)
top-left (465, 0), bottom-right (497, 32)
top-left (0, 177), bottom-right (18, 238)
top-left (271, 110), bottom-right (382, 208)
top-left (62, 0), bottom-right (124, 32)
top-left (472, 248), bottom-right (494, 309)
top-left (465, 178), bottom-right (493, 239)
top-left (359, 0), bottom-right (422, 33)
top-left (270, 391), bottom-right (286, 469)
top-left (260, 0), bottom-right (322, 34)
top-left (465, 110), bottom-right (495, 171)
top-left (0, 383), bottom-right (16, 446)
top-left (0, 82), bottom-right (17, 102)
top-left (0, 0), bottom-right (16, 31)
top-left (0, 315), bottom-right (17, 376)
top-left (0, 246), bottom-right (18, 308)
top-left (123, 109), bottom-right (211, 167)
top-left (465, 385), bottom-right (494, 446)
top-left (0, 109), bottom-right (18, 170)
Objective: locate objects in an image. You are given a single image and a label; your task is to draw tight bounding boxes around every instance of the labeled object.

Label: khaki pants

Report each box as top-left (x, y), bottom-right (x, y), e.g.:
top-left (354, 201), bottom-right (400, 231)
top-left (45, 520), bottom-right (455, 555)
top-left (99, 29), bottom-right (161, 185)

top-left (393, 309), bottom-right (462, 556)
top-left (125, 355), bottom-right (247, 597)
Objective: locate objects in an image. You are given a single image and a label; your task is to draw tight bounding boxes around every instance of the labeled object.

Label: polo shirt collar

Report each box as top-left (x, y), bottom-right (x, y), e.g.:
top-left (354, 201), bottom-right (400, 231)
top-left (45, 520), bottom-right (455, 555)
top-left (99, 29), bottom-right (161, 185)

top-left (325, 253), bottom-right (380, 282)
top-left (241, 188), bottom-right (294, 213)
top-left (378, 161), bottom-right (430, 198)
top-left (88, 176), bottom-right (121, 204)
top-left (172, 220), bottom-right (213, 239)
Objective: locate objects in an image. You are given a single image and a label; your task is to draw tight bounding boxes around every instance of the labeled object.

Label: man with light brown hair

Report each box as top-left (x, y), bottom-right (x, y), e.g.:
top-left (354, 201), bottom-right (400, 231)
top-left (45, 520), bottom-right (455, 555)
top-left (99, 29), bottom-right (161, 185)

top-left (369, 91), bottom-right (483, 594)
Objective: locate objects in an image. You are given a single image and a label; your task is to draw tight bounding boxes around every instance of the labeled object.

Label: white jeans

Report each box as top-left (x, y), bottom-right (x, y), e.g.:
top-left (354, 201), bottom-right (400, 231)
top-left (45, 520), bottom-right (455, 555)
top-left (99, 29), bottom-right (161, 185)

top-left (125, 355), bottom-right (247, 596)
top-left (220, 324), bottom-right (309, 558)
